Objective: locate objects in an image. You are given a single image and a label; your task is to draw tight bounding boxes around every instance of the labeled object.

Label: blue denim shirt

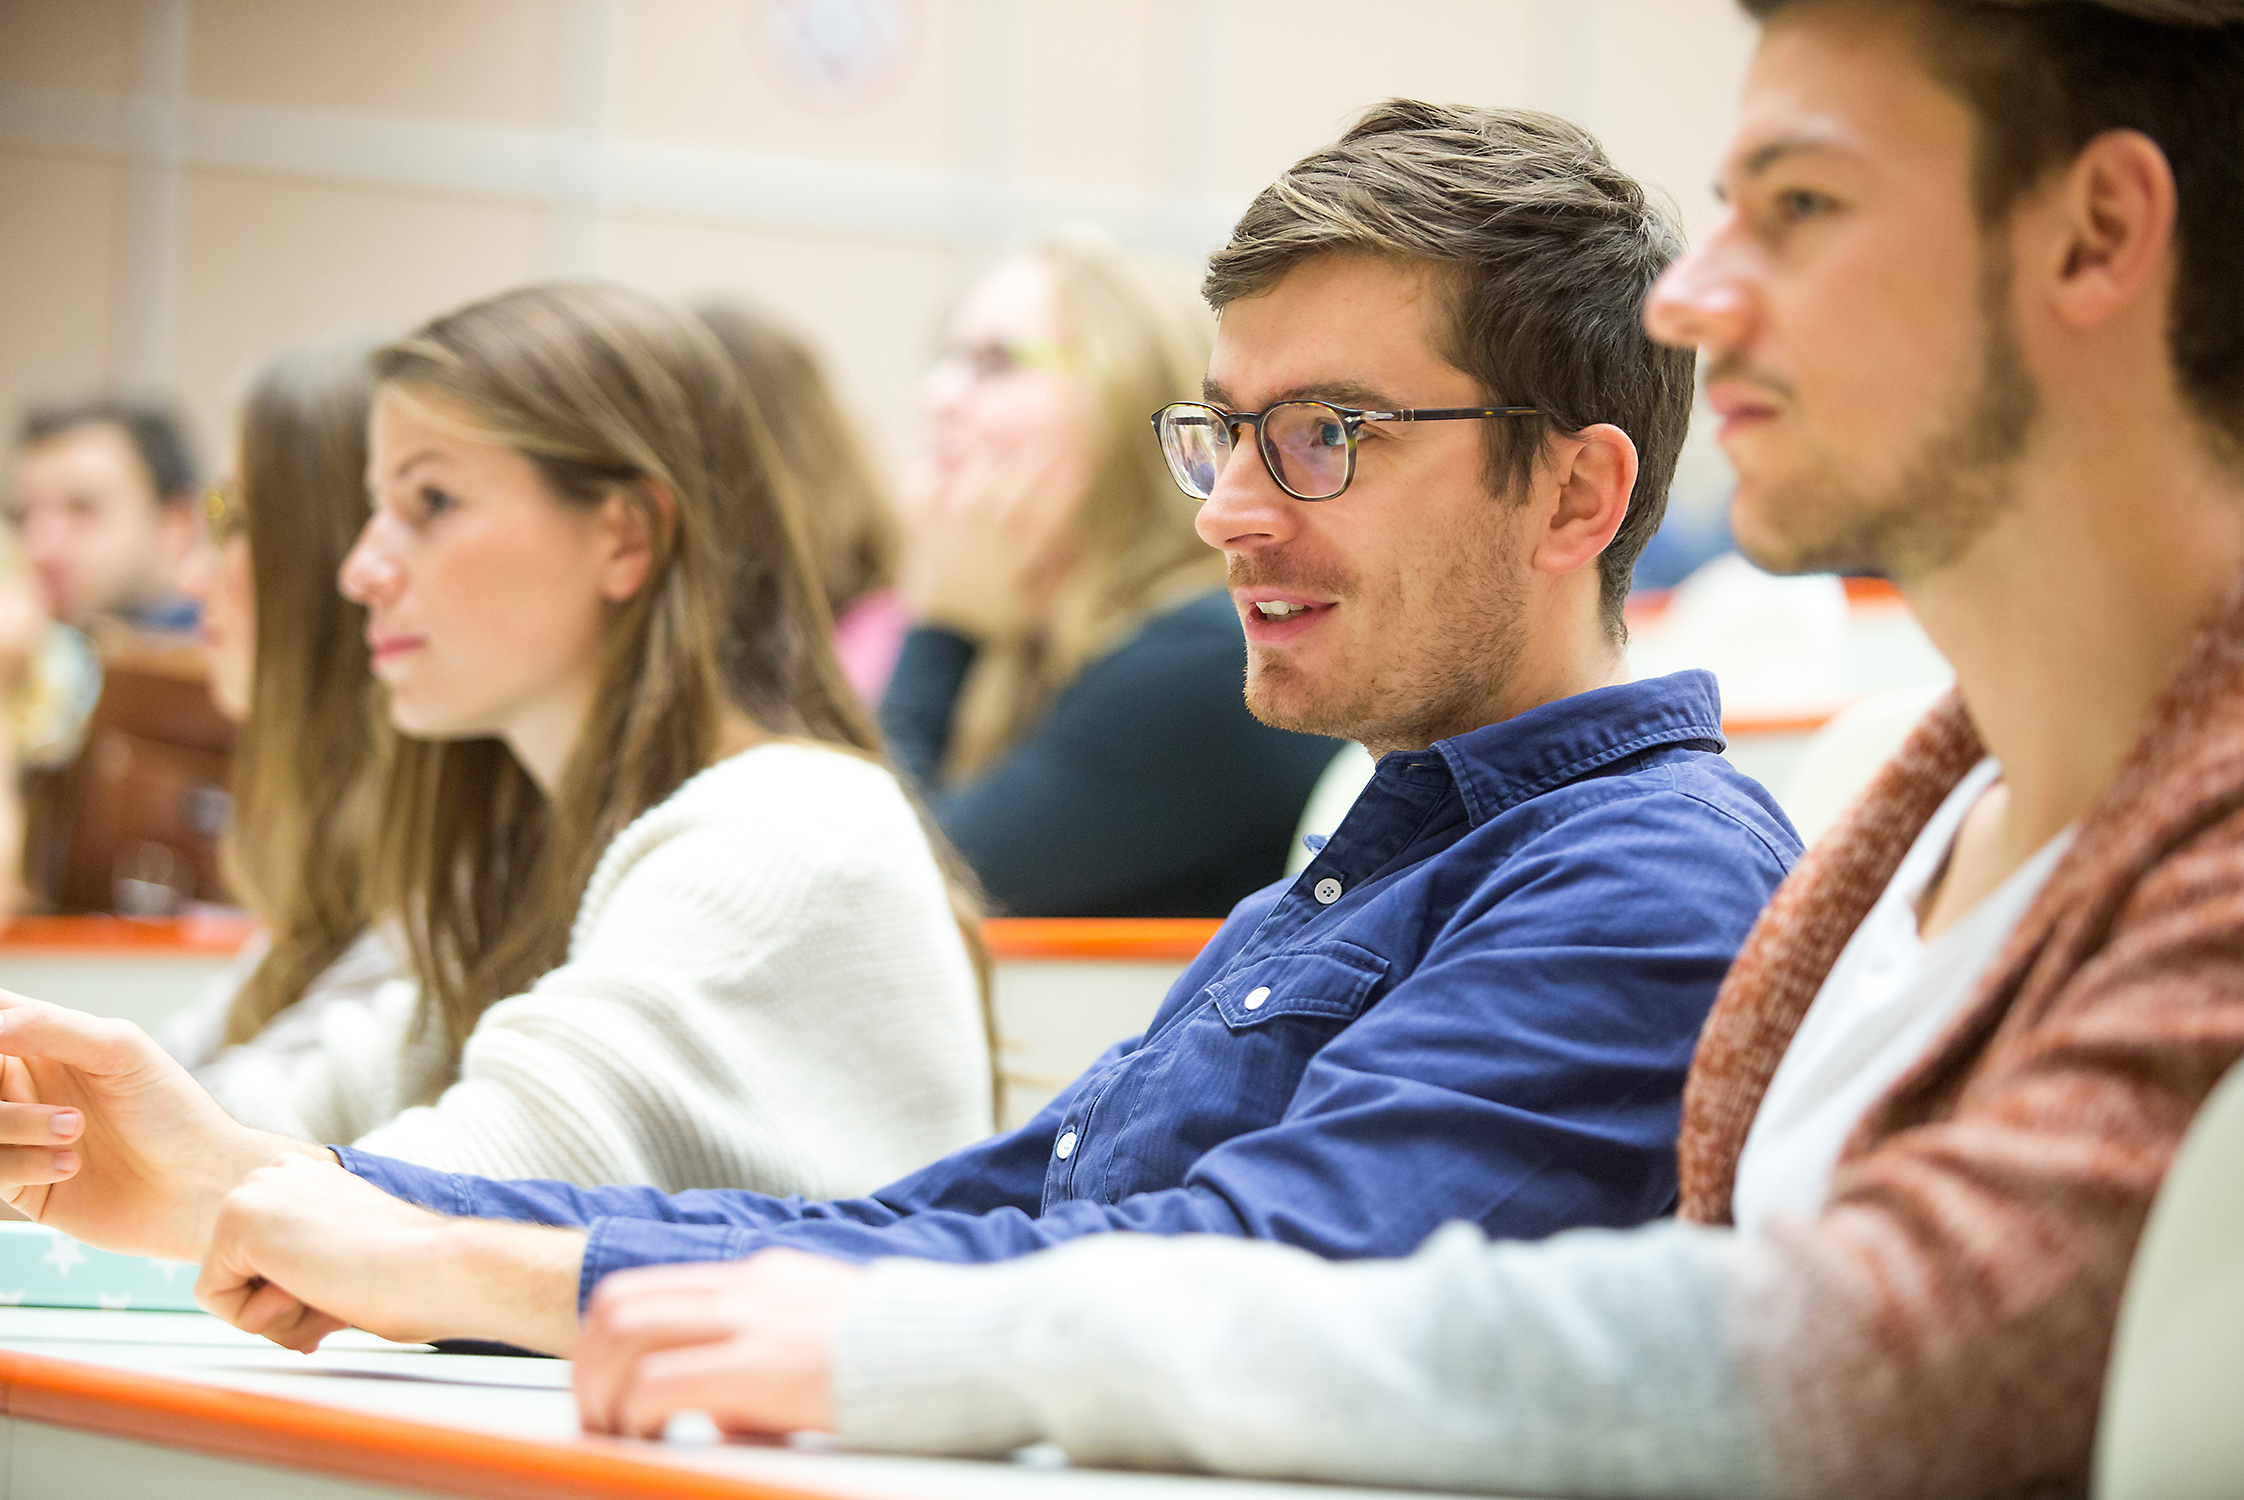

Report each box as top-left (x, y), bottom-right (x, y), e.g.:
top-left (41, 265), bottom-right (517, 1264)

top-left (342, 671), bottom-right (1800, 1310)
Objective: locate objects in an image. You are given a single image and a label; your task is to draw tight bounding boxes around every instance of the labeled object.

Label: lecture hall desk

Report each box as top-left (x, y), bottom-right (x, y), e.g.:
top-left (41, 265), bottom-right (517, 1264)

top-left (0, 1306), bottom-right (1538, 1500)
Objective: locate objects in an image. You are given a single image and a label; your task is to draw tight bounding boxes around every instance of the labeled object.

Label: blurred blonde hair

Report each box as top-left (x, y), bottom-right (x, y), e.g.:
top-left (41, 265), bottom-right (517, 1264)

top-left (947, 234), bottom-right (1222, 779)
top-left (691, 299), bottom-right (900, 618)
top-left (367, 282), bottom-right (988, 1088)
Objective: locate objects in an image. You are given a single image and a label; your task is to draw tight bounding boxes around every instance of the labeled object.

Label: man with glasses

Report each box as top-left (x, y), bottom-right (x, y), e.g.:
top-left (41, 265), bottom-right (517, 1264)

top-left (0, 104), bottom-right (1797, 1367)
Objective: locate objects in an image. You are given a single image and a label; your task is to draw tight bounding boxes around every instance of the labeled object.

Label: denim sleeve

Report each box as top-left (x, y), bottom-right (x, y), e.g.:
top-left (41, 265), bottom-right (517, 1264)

top-left (335, 1063), bottom-right (1092, 1309)
top-left (574, 788), bottom-right (1789, 1285)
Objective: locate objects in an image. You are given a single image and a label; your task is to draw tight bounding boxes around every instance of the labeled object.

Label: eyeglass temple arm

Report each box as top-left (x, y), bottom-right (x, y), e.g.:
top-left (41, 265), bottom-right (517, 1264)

top-left (1359, 406), bottom-right (1540, 422)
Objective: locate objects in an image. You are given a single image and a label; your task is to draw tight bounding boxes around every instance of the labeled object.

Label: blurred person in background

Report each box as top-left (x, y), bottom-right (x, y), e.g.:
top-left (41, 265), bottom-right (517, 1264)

top-left (694, 299), bottom-right (909, 704)
top-left (883, 235), bottom-right (1341, 917)
top-left (160, 342), bottom-right (403, 1112)
top-left (7, 398), bottom-right (203, 641)
top-left (8, 399), bottom-right (232, 916)
top-left (3, 282), bottom-right (996, 1195)
top-left (0, 533), bottom-right (103, 915)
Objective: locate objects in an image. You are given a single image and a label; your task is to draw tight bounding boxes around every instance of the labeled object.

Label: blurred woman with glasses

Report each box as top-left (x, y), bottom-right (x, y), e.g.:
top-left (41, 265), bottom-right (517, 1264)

top-left (156, 286), bottom-right (994, 1194)
top-left (166, 342), bottom-right (401, 1102)
top-left (887, 234), bottom-right (1340, 917)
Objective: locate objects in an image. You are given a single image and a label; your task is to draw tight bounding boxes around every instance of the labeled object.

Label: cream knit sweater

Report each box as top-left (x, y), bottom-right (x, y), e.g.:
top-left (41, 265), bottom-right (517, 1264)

top-left (173, 743), bottom-right (994, 1196)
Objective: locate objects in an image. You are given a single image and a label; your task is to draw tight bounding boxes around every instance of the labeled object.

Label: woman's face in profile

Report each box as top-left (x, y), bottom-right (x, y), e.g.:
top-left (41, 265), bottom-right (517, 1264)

top-left (182, 518), bottom-right (254, 721)
top-left (340, 386), bottom-right (635, 755)
top-left (922, 258), bottom-right (1093, 482)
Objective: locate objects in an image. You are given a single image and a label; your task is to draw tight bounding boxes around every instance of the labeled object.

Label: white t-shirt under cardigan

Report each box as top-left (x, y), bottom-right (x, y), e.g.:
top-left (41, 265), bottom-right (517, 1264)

top-left (168, 743), bottom-right (994, 1195)
top-left (1732, 759), bottom-right (2074, 1230)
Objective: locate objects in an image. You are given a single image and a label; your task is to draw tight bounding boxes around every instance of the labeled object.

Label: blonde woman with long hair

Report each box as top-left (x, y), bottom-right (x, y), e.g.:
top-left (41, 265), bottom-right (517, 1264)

top-left (884, 235), bottom-right (1340, 916)
top-left (165, 282), bottom-right (992, 1196)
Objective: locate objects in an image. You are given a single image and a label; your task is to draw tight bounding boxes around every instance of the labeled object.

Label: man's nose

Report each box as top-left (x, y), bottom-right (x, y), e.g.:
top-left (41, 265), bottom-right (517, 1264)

top-left (1193, 432), bottom-right (1301, 557)
top-left (1644, 216), bottom-right (1755, 356)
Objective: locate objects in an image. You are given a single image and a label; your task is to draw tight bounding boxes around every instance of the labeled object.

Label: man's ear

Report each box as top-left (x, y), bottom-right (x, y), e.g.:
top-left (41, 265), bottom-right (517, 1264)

top-left (1532, 423), bottom-right (1637, 578)
top-left (2043, 128), bottom-right (2177, 332)
top-left (597, 480), bottom-right (673, 604)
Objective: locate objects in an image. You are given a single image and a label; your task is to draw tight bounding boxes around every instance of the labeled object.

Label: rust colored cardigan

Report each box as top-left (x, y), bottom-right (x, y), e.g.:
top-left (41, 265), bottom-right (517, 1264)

top-left (1678, 569), bottom-right (2244, 1494)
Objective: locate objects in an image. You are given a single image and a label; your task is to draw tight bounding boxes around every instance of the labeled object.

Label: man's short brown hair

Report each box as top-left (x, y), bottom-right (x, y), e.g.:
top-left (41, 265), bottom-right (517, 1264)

top-left (1740, 0), bottom-right (2244, 455)
top-left (1202, 100), bottom-right (1695, 636)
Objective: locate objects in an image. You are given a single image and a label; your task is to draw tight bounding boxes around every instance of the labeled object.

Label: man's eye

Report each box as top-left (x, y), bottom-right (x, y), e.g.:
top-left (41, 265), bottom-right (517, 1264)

top-left (1771, 188), bottom-right (1835, 225)
top-left (1313, 422), bottom-right (1346, 449)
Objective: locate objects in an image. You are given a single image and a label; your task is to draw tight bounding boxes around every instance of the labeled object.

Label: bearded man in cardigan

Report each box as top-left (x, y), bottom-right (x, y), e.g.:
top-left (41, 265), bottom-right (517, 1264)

top-left (461, 3), bottom-right (2239, 1497)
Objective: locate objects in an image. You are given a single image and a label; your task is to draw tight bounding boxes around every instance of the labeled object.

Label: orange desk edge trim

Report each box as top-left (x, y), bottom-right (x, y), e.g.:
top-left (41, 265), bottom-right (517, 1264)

top-left (0, 915), bottom-right (1228, 963)
top-left (0, 1345), bottom-right (862, 1500)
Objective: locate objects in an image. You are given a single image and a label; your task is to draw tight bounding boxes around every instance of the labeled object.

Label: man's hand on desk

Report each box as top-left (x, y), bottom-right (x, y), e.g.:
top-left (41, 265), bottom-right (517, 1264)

top-left (573, 1250), bottom-right (865, 1440)
top-left (0, 993), bottom-right (323, 1261)
top-left (197, 1153), bottom-right (587, 1356)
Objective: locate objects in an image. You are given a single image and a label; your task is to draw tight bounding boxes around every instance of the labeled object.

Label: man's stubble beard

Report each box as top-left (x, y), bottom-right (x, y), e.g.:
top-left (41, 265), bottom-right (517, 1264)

top-left (1238, 510), bottom-right (1530, 752)
top-left (1739, 248), bottom-right (2039, 584)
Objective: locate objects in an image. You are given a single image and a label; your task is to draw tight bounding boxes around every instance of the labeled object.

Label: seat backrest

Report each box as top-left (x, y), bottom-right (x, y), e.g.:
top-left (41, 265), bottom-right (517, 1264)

top-left (2094, 1057), bottom-right (2244, 1499)
top-left (23, 645), bottom-right (234, 915)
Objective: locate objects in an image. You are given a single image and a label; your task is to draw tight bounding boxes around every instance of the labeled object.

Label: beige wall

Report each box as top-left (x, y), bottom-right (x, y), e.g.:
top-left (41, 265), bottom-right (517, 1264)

top-left (0, 0), bottom-right (1757, 480)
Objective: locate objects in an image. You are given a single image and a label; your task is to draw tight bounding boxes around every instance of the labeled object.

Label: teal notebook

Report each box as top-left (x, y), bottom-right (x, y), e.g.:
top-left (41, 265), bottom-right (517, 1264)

top-left (0, 1220), bottom-right (200, 1311)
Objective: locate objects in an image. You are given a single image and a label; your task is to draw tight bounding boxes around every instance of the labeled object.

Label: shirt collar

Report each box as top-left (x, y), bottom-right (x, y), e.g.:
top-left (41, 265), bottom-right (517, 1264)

top-left (1422, 669), bottom-right (1727, 825)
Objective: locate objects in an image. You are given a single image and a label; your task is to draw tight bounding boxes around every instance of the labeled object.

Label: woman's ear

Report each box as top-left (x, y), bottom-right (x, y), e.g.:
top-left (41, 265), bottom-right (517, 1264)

top-left (596, 480), bottom-right (674, 603)
top-left (1531, 422), bottom-right (1637, 578)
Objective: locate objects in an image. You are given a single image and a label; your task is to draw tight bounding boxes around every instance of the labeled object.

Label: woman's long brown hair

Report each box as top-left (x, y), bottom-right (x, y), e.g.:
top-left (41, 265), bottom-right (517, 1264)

top-left (221, 342), bottom-right (383, 1045)
top-left (691, 299), bottom-right (900, 618)
top-left (367, 283), bottom-right (990, 1095)
top-left (946, 234), bottom-right (1226, 779)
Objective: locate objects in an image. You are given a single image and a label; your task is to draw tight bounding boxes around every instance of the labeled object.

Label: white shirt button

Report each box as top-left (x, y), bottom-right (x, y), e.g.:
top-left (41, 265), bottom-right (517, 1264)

top-left (1313, 877), bottom-right (1344, 905)
top-left (1244, 986), bottom-right (1270, 1010)
top-left (1055, 1130), bottom-right (1078, 1160)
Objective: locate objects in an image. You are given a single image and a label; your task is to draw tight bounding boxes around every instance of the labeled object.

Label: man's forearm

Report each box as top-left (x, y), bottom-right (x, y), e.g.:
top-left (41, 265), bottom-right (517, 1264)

top-left (431, 1219), bottom-right (587, 1355)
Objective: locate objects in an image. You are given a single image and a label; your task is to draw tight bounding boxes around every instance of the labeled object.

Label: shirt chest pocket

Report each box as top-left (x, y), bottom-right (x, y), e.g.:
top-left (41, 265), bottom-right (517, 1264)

top-left (1207, 942), bottom-right (1391, 1033)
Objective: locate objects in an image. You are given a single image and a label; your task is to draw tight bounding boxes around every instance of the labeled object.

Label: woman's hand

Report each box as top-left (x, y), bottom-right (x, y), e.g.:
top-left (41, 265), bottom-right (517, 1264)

top-left (0, 994), bottom-right (306, 1263)
top-left (199, 1153), bottom-right (588, 1356)
top-left (573, 1250), bottom-right (866, 1439)
top-left (903, 434), bottom-right (1087, 643)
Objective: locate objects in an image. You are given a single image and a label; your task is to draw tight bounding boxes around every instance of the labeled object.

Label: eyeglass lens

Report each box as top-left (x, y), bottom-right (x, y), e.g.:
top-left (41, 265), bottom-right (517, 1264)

top-left (1157, 401), bottom-right (1353, 501)
top-left (1159, 407), bottom-right (1230, 497)
top-left (1261, 401), bottom-right (1351, 498)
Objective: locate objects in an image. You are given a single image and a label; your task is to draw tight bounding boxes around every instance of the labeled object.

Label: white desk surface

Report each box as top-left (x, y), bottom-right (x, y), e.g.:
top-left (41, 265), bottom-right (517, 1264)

top-left (0, 1307), bottom-right (1524, 1500)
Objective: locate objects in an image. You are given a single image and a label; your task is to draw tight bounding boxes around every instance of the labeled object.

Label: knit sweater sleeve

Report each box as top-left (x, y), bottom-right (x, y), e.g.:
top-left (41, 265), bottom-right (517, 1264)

top-left (835, 1220), bottom-right (1780, 1498)
top-left (349, 750), bottom-right (993, 1195)
top-left (179, 929), bottom-right (425, 1144)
